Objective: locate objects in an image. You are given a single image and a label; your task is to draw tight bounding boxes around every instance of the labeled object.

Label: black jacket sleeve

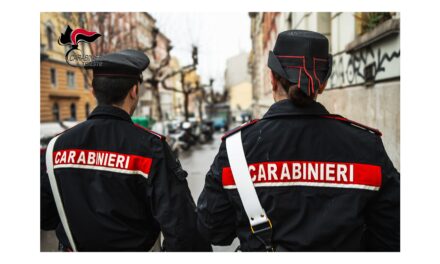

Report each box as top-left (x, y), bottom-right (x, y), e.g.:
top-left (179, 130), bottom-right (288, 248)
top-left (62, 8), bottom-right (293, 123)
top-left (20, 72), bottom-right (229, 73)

top-left (197, 141), bottom-right (237, 246)
top-left (365, 137), bottom-right (400, 251)
top-left (40, 148), bottom-right (60, 230)
top-left (149, 140), bottom-right (212, 251)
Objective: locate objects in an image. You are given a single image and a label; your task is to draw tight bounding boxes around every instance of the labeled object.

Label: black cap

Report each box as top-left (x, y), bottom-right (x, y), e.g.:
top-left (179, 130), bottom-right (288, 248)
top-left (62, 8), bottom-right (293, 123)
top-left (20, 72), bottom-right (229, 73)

top-left (85, 49), bottom-right (150, 81)
top-left (268, 30), bottom-right (332, 96)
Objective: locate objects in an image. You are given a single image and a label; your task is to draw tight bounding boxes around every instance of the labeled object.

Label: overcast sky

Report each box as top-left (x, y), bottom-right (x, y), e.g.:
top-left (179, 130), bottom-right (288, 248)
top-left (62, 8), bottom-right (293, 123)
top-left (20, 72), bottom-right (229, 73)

top-left (152, 13), bottom-right (251, 91)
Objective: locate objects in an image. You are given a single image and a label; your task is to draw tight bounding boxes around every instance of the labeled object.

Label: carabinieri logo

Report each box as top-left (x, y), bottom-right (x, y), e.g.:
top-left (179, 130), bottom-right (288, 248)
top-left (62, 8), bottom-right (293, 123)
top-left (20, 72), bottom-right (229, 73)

top-left (58, 25), bottom-right (101, 67)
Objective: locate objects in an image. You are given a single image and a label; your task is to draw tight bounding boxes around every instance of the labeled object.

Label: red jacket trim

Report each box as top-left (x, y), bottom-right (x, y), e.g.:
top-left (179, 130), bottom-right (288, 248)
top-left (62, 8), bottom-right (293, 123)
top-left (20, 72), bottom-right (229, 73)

top-left (322, 115), bottom-right (382, 136)
top-left (221, 119), bottom-right (260, 140)
top-left (134, 124), bottom-right (165, 140)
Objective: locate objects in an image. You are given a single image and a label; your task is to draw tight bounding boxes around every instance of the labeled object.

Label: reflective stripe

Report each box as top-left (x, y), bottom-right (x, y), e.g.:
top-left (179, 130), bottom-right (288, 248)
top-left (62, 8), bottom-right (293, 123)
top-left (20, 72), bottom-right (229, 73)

top-left (224, 181), bottom-right (379, 191)
top-left (46, 135), bottom-right (78, 252)
top-left (54, 164), bottom-right (149, 179)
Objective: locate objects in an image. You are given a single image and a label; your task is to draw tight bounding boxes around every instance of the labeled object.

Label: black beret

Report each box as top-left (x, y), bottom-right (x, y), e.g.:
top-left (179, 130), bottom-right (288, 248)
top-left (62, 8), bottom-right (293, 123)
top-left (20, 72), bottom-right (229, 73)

top-left (85, 49), bottom-right (150, 80)
top-left (268, 30), bottom-right (332, 96)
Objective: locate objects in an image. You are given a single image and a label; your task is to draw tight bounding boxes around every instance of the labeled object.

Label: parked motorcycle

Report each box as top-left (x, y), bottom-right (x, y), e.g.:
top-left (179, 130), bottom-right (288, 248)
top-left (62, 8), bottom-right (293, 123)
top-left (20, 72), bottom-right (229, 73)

top-left (179, 121), bottom-right (197, 150)
top-left (167, 131), bottom-right (186, 157)
top-left (199, 120), bottom-right (214, 143)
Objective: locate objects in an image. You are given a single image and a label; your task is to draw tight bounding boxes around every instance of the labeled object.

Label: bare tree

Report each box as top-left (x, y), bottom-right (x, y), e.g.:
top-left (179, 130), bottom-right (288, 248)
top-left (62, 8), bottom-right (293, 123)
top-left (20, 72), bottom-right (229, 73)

top-left (160, 46), bottom-right (199, 121)
top-left (142, 33), bottom-right (172, 122)
top-left (195, 78), bottom-right (214, 121)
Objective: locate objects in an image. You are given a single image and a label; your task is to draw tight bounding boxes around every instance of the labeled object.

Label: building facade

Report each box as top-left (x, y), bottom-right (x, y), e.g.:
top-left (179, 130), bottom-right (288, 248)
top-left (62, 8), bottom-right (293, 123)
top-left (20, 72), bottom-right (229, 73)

top-left (40, 13), bottom-right (96, 122)
top-left (185, 70), bottom-right (201, 119)
top-left (168, 57), bottom-right (184, 119)
top-left (132, 12), bottom-right (158, 118)
top-left (41, 12), bottom-right (177, 124)
top-left (248, 12), bottom-right (400, 169)
top-left (156, 32), bottom-right (174, 121)
top-left (225, 52), bottom-right (253, 122)
top-left (248, 13), bottom-right (277, 118)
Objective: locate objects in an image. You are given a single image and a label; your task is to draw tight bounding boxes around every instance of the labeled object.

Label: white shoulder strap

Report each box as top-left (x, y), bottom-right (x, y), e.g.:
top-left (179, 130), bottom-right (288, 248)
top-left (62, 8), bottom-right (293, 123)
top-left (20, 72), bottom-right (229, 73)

top-left (225, 131), bottom-right (269, 227)
top-left (45, 135), bottom-right (78, 252)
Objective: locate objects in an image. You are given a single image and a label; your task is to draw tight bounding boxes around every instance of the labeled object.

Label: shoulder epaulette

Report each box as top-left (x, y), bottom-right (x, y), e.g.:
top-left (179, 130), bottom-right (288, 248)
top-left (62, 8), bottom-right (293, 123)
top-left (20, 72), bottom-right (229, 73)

top-left (221, 119), bottom-right (260, 140)
top-left (53, 122), bottom-right (81, 137)
top-left (134, 124), bottom-right (165, 140)
top-left (322, 115), bottom-right (382, 136)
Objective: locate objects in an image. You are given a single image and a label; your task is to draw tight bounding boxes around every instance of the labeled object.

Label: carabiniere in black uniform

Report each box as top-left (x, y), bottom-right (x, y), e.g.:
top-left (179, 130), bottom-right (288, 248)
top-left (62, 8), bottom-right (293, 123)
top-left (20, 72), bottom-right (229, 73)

top-left (196, 30), bottom-right (400, 251)
top-left (41, 50), bottom-right (210, 251)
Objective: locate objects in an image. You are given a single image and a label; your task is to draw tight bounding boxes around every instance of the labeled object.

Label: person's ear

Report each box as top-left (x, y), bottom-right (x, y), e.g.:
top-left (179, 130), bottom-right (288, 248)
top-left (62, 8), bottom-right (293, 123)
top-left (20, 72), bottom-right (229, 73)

top-left (129, 83), bottom-right (138, 99)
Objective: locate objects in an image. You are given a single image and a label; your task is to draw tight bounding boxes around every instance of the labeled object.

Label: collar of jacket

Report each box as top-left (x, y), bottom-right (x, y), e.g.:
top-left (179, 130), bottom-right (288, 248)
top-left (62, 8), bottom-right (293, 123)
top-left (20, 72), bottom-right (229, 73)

top-left (262, 99), bottom-right (330, 120)
top-left (88, 105), bottom-right (133, 123)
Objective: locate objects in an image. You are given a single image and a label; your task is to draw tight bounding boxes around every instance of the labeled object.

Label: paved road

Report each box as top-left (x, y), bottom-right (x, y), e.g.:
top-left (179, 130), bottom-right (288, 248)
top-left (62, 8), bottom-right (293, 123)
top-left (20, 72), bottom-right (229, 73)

top-left (180, 132), bottom-right (239, 252)
top-left (41, 132), bottom-right (239, 252)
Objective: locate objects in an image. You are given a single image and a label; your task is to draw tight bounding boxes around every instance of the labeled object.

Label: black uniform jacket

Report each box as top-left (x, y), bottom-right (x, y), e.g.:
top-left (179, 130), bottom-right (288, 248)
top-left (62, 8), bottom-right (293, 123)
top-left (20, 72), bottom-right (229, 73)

top-left (197, 99), bottom-right (400, 251)
top-left (41, 105), bottom-right (211, 251)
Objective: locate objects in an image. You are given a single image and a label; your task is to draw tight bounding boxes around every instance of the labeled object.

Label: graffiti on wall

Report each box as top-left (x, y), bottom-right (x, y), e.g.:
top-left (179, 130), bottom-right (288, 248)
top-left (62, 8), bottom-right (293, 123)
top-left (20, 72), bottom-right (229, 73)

top-left (329, 43), bottom-right (400, 88)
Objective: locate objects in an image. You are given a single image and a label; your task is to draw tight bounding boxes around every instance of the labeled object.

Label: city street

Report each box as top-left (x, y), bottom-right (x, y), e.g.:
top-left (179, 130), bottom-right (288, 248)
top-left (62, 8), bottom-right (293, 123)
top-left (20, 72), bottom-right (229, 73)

top-left (38, 11), bottom-right (401, 253)
top-left (180, 132), bottom-right (239, 252)
top-left (34, 10), bottom-right (401, 252)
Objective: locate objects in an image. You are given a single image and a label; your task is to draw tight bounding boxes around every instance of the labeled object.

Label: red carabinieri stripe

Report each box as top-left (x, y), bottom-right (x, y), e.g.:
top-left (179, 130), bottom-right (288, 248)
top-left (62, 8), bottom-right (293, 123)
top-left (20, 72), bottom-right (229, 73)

top-left (222, 160), bottom-right (382, 190)
top-left (53, 149), bottom-right (152, 176)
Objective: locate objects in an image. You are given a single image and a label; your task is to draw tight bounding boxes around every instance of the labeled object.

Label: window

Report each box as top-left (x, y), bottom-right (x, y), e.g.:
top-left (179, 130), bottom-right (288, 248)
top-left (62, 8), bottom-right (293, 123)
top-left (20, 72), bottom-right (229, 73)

top-left (52, 103), bottom-right (60, 121)
top-left (46, 26), bottom-right (53, 50)
top-left (50, 68), bottom-right (57, 87)
top-left (85, 103), bottom-right (90, 117)
top-left (70, 103), bottom-right (77, 121)
top-left (67, 71), bottom-right (75, 88)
